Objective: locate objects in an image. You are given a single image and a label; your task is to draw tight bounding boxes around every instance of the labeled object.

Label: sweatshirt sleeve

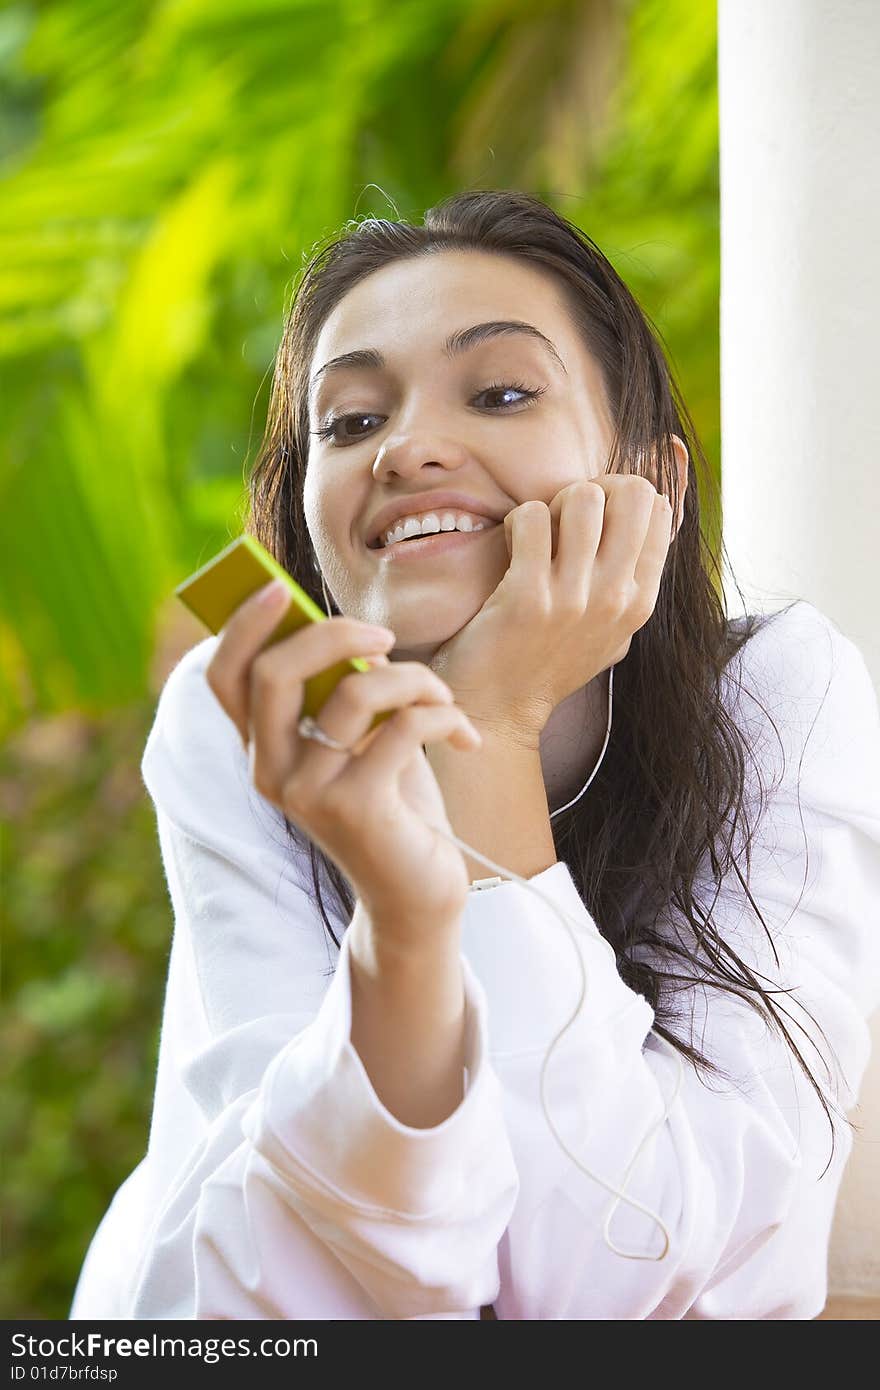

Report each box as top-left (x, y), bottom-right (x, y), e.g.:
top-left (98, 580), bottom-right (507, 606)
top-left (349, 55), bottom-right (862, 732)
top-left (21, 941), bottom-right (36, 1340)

top-left (117, 636), bottom-right (520, 1321)
top-left (458, 600), bottom-right (880, 1320)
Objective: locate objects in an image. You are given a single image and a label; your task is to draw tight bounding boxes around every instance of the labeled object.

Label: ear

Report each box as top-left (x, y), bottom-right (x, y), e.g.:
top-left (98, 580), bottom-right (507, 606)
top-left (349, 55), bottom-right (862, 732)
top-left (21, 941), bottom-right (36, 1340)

top-left (641, 435), bottom-right (689, 536)
top-left (668, 435), bottom-right (689, 535)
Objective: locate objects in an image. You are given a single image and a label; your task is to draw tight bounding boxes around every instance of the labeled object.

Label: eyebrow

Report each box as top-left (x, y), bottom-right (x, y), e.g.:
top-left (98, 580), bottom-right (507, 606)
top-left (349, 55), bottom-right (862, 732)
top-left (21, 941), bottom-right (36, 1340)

top-left (308, 319), bottom-right (568, 403)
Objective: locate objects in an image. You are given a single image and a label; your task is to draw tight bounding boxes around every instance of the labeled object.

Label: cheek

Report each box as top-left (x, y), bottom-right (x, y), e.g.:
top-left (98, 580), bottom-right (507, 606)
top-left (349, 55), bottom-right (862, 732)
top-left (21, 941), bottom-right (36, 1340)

top-left (508, 415), bottom-right (585, 488)
top-left (301, 478), bottom-right (323, 543)
top-left (303, 482), bottom-right (348, 556)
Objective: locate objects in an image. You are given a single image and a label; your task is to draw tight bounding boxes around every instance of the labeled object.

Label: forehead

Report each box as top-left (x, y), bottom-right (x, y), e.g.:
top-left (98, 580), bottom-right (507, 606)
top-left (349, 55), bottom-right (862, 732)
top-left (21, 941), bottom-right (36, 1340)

top-left (309, 249), bottom-right (577, 375)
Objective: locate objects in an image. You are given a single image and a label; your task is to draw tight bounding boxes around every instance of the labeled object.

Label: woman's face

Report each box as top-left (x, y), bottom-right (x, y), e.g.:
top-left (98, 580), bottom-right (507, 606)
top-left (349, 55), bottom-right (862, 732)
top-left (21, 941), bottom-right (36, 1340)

top-left (303, 248), bottom-right (618, 664)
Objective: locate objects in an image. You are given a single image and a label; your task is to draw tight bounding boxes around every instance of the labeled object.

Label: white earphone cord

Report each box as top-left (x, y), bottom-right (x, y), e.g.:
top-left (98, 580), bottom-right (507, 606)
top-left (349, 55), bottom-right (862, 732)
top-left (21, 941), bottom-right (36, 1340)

top-left (321, 576), bottom-right (684, 1262)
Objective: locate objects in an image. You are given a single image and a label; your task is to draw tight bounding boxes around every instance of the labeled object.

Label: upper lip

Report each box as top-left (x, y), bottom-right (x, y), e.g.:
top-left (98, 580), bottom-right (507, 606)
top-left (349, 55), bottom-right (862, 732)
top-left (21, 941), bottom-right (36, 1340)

top-left (365, 492), bottom-right (506, 548)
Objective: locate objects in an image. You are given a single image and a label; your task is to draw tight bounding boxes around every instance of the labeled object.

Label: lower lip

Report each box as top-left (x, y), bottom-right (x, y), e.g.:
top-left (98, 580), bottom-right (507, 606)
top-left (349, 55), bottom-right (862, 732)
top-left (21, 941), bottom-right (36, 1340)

top-left (370, 525), bottom-right (499, 562)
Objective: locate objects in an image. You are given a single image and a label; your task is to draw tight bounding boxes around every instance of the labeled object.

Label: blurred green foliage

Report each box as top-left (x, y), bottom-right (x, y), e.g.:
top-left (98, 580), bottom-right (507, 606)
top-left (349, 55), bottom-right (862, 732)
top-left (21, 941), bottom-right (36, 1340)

top-left (1, 0), bottom-right (720, 1317)
top-left (1, 703), bottom-right (167, 1319)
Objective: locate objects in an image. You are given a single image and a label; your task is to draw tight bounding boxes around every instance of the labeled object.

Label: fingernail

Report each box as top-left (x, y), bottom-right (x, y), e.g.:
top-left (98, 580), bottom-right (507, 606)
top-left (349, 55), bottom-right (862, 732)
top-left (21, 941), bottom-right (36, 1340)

top-left (258, 578), bottom-right (289, 605)
top-left (364, 626), bottom-right (395, 643)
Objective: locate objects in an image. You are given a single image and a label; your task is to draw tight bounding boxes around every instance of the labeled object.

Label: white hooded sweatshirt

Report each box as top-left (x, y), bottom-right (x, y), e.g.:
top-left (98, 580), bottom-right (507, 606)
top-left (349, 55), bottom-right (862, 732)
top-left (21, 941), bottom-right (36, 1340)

top-left (69, 600), bottom-right (880, 1320)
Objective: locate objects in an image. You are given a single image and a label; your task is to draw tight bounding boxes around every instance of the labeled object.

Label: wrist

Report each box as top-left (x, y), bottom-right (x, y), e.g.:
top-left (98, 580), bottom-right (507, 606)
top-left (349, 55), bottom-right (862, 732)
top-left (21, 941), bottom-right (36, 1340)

top-left (349, 896), bottom-right (465, 974)
top-left (424, 719), bottom-right (555, 883)
top-left (461, 707), bottom-right (546, 754)
top-left (458, 722), bottom-right (543, 758)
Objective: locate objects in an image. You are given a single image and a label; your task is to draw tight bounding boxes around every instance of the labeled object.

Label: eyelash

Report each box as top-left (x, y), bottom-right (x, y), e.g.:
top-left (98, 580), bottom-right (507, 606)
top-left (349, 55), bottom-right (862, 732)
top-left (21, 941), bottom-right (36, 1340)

top-left (310, 380), bottom-right (546, 446)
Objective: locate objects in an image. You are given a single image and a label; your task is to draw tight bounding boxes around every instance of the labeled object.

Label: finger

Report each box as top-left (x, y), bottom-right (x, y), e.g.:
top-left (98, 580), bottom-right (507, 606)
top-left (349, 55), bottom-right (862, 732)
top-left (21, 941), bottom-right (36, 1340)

top-left (502, 500), bottom-right (552, 579)
top-left (633, 492), bottom-right (674, 593)
top-left (546, 476), bottom-right (619, 554)
top-left (208, 580), bottom-right (294, 699)
top-left (324, 702), bottom-right (482, 806)
top-left (552, 482), bottom-right (604, 600)
top-left (593, 476), bottom-right (660, 576)
top-left (207, 595), bottom-right (394, 745)
top-left (305, 659), bottom-right (454, 751)
top-left (253, 662), bottom-right (453, 803)
top-left (207, 581), bottom-right (297, 743)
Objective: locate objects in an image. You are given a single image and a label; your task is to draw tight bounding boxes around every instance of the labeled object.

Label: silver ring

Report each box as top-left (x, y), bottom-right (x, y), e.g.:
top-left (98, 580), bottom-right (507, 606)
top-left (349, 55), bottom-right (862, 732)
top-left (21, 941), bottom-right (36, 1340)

top-left (297, 714), bottom-right (355, 753)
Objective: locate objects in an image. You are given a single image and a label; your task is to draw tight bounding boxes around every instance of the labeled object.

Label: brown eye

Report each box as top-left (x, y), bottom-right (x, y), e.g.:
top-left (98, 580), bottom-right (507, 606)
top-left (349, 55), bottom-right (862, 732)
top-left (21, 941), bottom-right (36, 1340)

top-left (476, 381), bottom-right (543, 410)
top-left (312, 381), bottom-right (546, 447)
top-left (311, 413), bottom-right (382, 445)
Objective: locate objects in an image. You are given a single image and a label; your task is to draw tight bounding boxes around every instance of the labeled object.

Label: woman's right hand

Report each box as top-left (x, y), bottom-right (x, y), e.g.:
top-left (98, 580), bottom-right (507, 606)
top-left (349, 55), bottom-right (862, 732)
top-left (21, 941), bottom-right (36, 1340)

top-left (205, 580), bottom-right (484, 942)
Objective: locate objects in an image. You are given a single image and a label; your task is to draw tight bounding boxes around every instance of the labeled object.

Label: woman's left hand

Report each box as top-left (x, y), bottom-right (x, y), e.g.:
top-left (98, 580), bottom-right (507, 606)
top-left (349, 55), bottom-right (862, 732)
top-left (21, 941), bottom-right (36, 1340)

top-left (427, 475), bottom-right (675, 749)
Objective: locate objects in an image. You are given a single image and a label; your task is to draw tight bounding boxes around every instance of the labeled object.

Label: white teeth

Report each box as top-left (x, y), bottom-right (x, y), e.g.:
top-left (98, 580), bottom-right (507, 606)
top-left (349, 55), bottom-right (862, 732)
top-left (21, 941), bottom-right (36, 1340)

top-left (380, 510), bottom-right (490, 548)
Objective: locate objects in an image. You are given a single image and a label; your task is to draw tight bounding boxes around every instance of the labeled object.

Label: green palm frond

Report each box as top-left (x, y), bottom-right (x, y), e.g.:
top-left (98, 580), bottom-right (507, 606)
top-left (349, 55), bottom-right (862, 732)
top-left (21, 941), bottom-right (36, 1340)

top-left (0, 0), bottom-right (718, 735)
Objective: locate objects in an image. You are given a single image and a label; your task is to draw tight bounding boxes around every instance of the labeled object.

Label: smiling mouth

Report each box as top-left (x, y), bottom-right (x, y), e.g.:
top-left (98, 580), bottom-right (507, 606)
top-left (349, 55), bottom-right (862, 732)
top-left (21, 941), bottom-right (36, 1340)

top-left (368, 524), bottom-right (499, 559)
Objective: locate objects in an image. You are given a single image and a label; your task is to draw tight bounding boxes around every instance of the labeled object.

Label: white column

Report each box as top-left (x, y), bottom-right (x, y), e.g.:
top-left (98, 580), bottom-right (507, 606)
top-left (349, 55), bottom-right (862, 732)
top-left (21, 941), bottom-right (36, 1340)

top-left (718, 0), bottom-right (880, 1299)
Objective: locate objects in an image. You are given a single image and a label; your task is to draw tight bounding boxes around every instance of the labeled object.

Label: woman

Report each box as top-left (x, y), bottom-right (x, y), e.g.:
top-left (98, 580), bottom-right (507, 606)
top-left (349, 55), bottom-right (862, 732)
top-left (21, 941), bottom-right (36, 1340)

top-left (70, 189), bottom-right (880, 1320)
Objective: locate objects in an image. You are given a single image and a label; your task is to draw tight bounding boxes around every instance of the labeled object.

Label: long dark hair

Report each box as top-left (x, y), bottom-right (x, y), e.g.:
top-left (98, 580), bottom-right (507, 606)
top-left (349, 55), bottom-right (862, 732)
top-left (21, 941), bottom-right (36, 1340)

top-left (244, 188), bottom-right (850, 1172)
